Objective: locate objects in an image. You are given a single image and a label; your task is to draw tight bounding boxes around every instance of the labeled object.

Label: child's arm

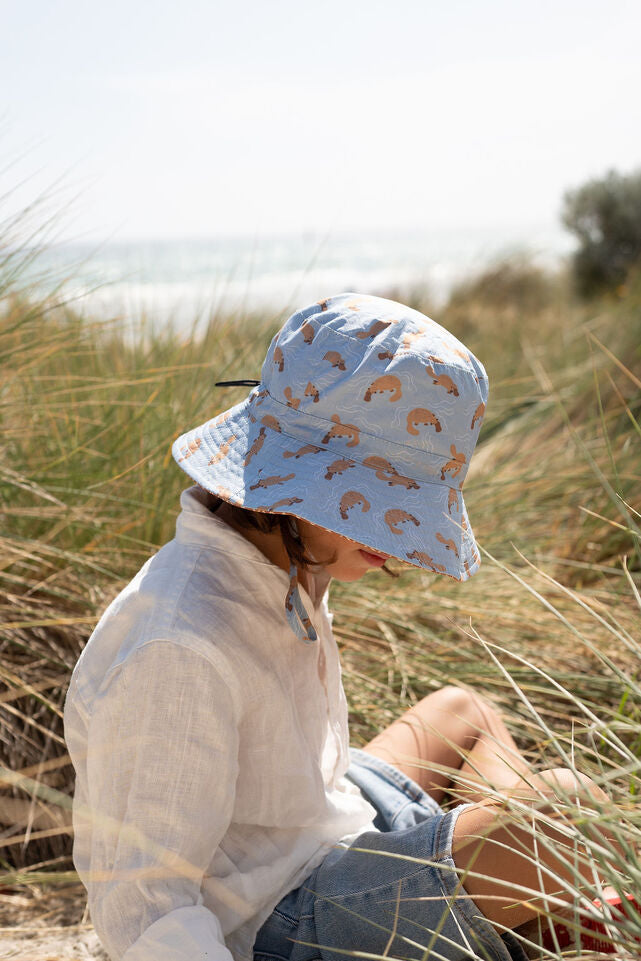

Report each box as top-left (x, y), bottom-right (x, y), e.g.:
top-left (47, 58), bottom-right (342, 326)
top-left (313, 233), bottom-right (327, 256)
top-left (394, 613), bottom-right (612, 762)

top-left (75, 639), bottom-right (239, 961)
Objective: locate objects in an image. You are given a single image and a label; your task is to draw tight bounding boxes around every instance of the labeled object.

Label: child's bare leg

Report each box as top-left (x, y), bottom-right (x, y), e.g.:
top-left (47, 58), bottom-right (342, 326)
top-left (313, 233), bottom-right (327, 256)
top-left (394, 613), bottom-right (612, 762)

top-left (364, 688), bottom-right (623, 940)
top-left (363, 685), bottom-right (531, 804)
top-left (450, 768), bottom-right (617, 929)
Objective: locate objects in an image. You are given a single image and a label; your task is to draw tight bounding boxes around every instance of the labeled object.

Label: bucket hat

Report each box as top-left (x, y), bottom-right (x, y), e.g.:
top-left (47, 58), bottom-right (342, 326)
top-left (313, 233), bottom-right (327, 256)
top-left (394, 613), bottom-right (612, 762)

top-left (173, 292), bottom-right (488, 639)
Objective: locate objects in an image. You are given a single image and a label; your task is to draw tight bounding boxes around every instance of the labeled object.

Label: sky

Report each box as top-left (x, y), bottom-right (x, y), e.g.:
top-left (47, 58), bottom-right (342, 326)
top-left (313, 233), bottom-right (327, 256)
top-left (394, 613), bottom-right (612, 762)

top-left (2, 0), bottom-right (641, 243)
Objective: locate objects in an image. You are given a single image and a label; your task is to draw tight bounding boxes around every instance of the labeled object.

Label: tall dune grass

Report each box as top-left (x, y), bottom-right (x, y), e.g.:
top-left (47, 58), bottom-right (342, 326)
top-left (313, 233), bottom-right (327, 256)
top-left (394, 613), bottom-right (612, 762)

top-left (1, 242), bottom-right (640, 956)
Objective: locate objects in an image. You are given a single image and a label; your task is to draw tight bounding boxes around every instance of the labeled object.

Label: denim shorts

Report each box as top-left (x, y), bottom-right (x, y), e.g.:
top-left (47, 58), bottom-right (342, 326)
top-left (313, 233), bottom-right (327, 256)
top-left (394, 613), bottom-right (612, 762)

top-left (253, 749), bottom-right (526, 961)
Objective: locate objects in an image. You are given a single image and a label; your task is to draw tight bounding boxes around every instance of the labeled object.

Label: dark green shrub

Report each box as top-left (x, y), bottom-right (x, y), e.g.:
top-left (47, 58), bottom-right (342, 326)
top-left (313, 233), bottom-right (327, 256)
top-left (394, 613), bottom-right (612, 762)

top-left (562, 167), bottom-right (641, 296)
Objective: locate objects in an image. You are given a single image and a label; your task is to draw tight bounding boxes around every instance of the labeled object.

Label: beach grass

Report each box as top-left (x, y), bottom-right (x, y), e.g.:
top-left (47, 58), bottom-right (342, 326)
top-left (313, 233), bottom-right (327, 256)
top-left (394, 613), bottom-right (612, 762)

top-left (1, 244), bottom-right (641, 957)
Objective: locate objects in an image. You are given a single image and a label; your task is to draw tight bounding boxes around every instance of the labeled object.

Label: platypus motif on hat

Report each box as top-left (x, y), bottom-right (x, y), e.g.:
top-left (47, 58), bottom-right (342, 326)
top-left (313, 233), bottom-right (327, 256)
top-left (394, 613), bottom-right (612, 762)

top-left (363, 375), bottom-right (402, 403)
top-left (172, 291), bottom-right (489, 610)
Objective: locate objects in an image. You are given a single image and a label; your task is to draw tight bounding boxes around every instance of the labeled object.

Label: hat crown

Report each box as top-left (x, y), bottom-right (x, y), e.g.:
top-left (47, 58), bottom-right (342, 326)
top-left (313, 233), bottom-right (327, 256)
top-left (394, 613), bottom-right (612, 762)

top-left (259, 293), bottom-right (488, 487)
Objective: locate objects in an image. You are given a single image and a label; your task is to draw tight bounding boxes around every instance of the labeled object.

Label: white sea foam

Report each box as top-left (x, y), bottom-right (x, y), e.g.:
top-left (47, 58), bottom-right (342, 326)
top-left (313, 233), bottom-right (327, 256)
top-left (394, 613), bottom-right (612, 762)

top-left (30, 225), bottom-right (574, 332)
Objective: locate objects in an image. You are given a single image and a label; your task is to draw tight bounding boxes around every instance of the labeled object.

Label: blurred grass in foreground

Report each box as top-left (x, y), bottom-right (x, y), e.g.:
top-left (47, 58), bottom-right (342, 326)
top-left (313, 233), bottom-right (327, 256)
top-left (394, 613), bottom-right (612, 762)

top-left (1, 245), bottom-right (641, 956)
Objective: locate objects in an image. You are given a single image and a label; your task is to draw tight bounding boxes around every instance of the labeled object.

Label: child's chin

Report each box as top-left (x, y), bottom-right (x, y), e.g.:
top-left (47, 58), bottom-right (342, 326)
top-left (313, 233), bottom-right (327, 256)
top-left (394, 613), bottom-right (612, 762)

top-left (335, 567), bottom-right (374, 583)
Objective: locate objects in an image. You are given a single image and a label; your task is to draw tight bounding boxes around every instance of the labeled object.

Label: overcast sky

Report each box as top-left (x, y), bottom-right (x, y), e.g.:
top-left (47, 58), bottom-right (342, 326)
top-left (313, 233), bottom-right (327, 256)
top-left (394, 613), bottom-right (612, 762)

top-left (3, 0), bottom-right (640, 242)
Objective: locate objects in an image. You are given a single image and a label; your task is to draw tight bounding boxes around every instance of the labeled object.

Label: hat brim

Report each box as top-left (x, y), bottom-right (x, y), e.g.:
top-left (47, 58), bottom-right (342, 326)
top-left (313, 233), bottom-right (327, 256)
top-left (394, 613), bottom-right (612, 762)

top-left (173, 394), bottom-right (481, 581)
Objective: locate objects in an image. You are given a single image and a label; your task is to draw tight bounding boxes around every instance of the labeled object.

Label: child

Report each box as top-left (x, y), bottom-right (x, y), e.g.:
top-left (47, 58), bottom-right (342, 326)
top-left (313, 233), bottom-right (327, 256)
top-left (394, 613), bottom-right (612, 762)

top-left (64, 292), bottom-right (618, 961)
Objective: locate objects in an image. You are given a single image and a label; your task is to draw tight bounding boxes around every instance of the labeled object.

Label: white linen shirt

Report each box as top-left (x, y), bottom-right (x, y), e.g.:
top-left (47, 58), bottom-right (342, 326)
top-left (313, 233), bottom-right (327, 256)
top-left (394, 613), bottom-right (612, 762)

top-left (64, 486), bottom-right (376, 961)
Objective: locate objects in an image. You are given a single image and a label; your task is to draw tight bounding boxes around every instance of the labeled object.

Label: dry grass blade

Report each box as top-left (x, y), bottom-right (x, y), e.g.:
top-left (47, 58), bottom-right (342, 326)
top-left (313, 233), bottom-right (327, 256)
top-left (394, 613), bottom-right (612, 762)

top-left (1, 242), bottom-right (641, 956)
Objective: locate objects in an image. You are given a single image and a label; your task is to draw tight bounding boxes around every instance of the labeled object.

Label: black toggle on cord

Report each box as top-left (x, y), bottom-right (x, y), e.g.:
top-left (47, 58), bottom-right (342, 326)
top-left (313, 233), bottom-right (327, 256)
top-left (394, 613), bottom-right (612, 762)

top-left (214, 379), bottom-right (261, 387)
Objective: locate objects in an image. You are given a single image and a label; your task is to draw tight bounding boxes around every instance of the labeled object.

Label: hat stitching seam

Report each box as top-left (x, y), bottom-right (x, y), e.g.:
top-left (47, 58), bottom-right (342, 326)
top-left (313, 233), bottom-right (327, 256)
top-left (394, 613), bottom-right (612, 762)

top-left (252, 388), bottom-right (476, 471)
top-left (213, 456), bottom-right (471, 547)
top-left (225, 463), bottom-right (466, 504)
top-left (202, 419), bottom-right (466, 492)
top-left (298, 316), bottom-right (480, 378)
top-left (236, 430), bottom-right (463, 496)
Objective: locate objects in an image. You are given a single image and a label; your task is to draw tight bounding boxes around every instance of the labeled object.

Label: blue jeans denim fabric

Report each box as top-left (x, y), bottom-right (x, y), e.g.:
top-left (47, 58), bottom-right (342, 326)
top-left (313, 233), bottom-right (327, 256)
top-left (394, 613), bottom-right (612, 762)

top-left (253, 749), bottom-right (527, 961)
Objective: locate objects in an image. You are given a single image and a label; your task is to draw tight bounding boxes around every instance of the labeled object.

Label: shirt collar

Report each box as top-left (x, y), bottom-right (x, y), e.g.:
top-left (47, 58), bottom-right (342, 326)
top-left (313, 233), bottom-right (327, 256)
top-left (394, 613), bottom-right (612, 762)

top-left (176, 486), bottom-right (329, 626)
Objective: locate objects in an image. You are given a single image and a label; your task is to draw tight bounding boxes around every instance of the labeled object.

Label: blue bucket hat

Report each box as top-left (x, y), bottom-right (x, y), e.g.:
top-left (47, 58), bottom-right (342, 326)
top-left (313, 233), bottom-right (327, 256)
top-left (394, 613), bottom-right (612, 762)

top-left (173, 293), bottom-right (488, 640)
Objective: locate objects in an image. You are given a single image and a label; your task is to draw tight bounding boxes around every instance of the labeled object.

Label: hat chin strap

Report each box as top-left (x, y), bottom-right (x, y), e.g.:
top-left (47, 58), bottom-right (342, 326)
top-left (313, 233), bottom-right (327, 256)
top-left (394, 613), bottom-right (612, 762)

top-left (286, 563), bottom-right (317, 644)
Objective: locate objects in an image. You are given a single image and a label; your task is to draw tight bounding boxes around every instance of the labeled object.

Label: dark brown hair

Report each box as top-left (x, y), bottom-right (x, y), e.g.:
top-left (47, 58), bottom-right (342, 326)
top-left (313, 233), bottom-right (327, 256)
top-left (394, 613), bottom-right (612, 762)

top-left (210, 497), bottom-right (398, 577)
top-left (209, 497), bottom-right (324, 570)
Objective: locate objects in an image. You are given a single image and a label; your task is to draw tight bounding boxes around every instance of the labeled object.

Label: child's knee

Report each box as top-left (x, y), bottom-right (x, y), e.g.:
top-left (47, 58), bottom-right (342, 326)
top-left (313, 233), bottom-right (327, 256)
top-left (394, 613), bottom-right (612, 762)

top-left (532, 767), bottom-right (610, 807)
top-left (415, 684), bottom-right (478, 722)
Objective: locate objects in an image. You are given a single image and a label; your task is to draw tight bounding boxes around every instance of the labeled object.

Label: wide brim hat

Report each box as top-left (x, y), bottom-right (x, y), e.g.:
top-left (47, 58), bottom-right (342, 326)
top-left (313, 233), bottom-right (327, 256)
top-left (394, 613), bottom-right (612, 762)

top-left (173, 292), bottom-right (488, 581)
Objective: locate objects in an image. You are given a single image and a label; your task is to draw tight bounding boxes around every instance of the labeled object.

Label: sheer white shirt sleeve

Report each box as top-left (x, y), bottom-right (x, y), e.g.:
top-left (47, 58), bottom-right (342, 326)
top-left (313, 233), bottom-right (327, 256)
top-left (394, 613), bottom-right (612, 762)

top-left (78, 640), bottom-right (239, 961)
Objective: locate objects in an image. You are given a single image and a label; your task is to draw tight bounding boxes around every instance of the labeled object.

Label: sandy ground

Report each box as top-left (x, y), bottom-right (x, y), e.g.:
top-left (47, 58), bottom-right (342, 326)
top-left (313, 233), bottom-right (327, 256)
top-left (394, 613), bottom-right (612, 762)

top-left (0, 885), bottom-right (108, 960)
top-left (4, 885), bottom-right (637, 960)
top-left (2, 929), bottom-right (107, 961)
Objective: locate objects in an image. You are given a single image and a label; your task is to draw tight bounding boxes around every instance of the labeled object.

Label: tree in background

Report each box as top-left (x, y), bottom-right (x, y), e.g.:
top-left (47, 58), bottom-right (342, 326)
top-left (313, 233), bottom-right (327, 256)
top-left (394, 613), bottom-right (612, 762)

top-left (562, 168), bottom-right (641, 296)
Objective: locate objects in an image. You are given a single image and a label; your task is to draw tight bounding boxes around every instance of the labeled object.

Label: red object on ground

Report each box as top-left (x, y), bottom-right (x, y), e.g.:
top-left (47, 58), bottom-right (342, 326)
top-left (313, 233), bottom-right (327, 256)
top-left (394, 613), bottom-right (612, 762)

top-left (540, 888), bottom-right (639, 954)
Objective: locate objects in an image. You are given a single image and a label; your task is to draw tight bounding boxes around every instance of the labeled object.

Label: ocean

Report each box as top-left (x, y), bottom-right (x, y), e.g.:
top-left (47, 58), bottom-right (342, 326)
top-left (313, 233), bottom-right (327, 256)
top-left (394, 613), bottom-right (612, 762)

top-left (31, 223), bottom-right (573, 331)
